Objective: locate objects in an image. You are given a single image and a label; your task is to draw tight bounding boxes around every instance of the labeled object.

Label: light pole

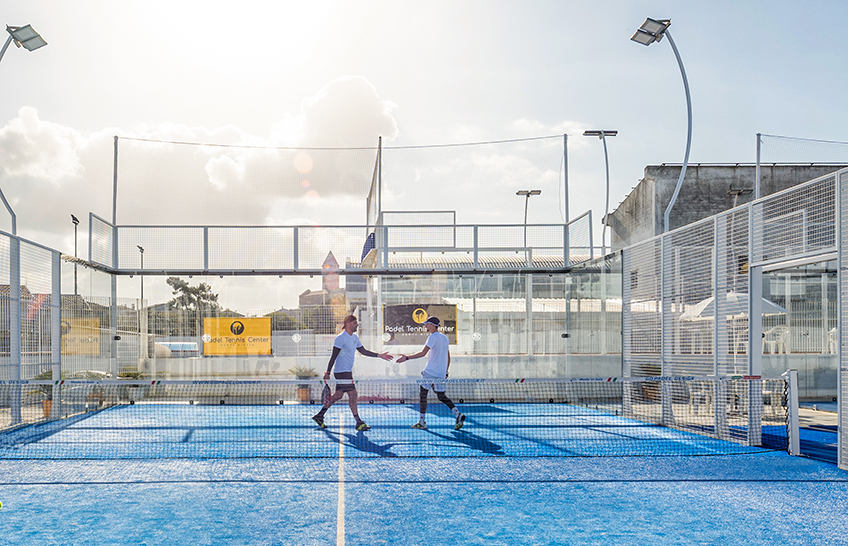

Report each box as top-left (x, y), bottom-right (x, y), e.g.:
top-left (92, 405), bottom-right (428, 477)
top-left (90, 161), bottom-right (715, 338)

top-left (71, 214), bottom-right (79, 295)
top-left (516, 190), bottom-right (541, 249)
top-left (631, 18), bottom-right (691, 234)
top-left (0, 24), bottom-right (47, 235)
top-left (583, 130), bottom-right (618, 255)
top-left (137, 245), bottom-right (144, 302)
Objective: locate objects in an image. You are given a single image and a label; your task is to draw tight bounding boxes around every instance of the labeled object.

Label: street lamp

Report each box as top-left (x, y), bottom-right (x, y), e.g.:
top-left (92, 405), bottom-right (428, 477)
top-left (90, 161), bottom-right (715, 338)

top-left (631, 18), bottom-right (692, 234)
top-left (583, 130), bottom-right (618, 255)
top-left (71, 214), bottom-right (79, 295)
top-left (516, 190), bottom-right (541, 249)
top-left (0, 24), bottom-right (48, 235)
top-left (137, 245), bottom-right (144, 302)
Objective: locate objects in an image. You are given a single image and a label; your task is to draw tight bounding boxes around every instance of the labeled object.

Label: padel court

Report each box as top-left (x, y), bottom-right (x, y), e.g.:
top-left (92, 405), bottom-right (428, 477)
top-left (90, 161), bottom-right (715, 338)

top-left (0, 417), bottom-right (846, 545)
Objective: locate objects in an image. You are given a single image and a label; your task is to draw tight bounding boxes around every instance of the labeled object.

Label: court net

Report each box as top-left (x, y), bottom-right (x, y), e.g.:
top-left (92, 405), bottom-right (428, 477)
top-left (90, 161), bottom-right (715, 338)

top-left (0, 376), bottom-right (789, 459)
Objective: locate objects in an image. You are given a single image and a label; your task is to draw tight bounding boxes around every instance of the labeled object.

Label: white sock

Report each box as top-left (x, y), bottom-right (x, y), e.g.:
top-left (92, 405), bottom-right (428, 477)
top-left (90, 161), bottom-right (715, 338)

top-left (419, 414), bottom-right (426, 424)
top-left (452, 407), bottom-right (460, 416)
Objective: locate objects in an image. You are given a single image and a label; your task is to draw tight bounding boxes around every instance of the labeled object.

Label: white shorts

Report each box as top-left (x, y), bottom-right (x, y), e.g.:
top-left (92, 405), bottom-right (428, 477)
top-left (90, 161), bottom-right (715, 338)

top-left (421, 373), bottom-right (446, 393)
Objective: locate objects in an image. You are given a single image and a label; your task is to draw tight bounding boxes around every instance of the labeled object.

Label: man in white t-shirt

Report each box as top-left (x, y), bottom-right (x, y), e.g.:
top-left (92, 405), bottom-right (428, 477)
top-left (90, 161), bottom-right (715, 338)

top-left (397, 316), bottom-right (466, 431)
top-left (312, 315), bottom-right (393, 431)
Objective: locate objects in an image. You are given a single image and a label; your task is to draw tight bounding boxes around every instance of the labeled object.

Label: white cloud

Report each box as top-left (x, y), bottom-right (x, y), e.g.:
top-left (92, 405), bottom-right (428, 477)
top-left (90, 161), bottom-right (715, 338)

top-left (0, 107), bottom-right (86, 181)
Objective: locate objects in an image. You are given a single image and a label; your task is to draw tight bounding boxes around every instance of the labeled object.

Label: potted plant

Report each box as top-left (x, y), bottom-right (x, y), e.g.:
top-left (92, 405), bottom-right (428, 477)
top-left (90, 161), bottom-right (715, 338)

top-left (290, 365), bottom-right (319, 402)
top-left (30, 370), bottom-right (55, 417)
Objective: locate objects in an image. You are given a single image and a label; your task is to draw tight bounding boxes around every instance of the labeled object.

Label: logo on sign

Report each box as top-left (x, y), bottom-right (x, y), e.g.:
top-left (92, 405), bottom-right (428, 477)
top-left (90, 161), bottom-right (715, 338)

top-left (412, 308), bottom-right (428, 323)
top-left (230, 321), bottom-right (245, 335)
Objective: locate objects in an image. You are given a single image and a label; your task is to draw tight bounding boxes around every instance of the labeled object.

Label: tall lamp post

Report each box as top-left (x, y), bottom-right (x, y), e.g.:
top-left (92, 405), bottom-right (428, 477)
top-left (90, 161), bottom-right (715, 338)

top-left (0, 24), bottom-right (47, 235)
top-left (71, 214), bottom-right (79, 295)
top-left (631, 18), bottom-right (691, 234)
top-left (583, 130), bottom-right (618, 255)
top-left (137, 245), bottom-right (144, 302)
top-left (516, 190), bottom-right (541, 249)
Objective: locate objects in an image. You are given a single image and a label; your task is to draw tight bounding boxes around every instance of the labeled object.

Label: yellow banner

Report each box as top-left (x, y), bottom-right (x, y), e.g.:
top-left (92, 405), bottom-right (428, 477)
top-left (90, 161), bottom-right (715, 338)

top-left (202, 317), bottom-right (272, 356)
top-left (61, 317), bottom-right (101, 356)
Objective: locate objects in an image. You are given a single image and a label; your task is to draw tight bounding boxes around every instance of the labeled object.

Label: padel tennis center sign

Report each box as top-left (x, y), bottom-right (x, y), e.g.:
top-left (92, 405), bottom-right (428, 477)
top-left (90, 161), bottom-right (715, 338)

top-left (202, 317), bottom-right (272, 356)
top-left (383, 304), bottom-right (457, 345)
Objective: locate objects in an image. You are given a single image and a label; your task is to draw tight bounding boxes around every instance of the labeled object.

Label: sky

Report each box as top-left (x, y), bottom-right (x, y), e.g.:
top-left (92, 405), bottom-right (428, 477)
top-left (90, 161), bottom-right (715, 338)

top-left (2, 0), bottom-right (848, 310)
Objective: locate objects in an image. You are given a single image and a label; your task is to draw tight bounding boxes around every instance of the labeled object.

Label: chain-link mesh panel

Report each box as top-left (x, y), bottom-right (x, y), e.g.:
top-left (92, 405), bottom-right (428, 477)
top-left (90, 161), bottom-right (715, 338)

top-left (208, 227), bottom-right (296, 271)
top-left (667, 219), bottom-right (715, 376)
top-left (90, 214), bottom-right (113, 268)
top-left (568, 212), bottom-right (592, 265)
top-left (716, 207), bottom-right (750, 375)
top-left (0, 234), bottom-right (13, 382)
top-left (19, 240), bottom-right (55, 380)
top-left (753, 176), bottom-right (836, 263)
top-left (622, 238), bottom-right (661, 376)
top-left (117, 227), bottom-right (205, 270)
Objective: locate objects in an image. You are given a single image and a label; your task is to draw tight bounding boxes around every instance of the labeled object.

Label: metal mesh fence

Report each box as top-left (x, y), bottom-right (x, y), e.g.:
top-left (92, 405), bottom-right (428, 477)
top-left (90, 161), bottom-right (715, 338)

top-left (840, 171), bottom-right (848, 469)
top-left (759, 134), bottom-right (848, 164)
top-left (753, 176), bottom-right (836, 264)
top-left (666, 218), bottom-right (715, 377)
top-left (89, 214), bottom-right (113, 268)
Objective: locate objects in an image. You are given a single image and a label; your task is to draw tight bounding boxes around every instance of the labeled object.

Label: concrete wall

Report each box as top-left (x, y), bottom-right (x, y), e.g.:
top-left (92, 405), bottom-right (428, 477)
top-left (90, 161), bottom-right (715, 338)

top-left (610, 164), bottom-right (845, 249)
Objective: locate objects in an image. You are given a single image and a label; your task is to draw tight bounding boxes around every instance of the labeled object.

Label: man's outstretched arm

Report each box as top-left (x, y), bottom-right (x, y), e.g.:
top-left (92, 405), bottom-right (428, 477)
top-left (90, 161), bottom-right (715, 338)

top-left (356, 346), bottom-right (394, 360)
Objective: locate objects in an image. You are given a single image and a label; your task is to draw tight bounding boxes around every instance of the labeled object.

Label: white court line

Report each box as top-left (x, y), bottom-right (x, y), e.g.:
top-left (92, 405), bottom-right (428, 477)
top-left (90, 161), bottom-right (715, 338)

top-left (337, 418), bottom-right (345, 546)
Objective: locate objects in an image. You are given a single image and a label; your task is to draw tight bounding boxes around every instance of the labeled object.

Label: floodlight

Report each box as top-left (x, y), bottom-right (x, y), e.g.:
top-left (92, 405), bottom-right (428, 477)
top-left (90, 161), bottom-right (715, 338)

top-left (640, 18), bottom-right (669, 35)
top-left (630, 30), bottom-right (657, 46)
top-left (630, 18), bottom-right (670, 46)
top-left (583, 130), bottom-right (618, 138)
top-left (7, 25), bottom-right (47, 51)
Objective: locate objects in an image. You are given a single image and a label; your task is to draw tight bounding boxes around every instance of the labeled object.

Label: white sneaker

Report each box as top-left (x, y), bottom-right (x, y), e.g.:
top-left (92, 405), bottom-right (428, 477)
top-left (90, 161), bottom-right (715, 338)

top-left (412, 422), bottom-right (428, 430)
top-left (454, 413), bottom-right (466, 430)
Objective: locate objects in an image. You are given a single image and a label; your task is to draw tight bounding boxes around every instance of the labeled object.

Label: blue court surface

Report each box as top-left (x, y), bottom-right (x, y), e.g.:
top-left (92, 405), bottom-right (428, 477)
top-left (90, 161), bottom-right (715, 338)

top-left (0, 404), bottom-right (845, 545)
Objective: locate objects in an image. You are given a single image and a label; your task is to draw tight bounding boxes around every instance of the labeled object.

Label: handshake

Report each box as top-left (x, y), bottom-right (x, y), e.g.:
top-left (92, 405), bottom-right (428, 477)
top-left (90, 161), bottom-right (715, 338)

top-left (379, 353), bottom-right (411, 363)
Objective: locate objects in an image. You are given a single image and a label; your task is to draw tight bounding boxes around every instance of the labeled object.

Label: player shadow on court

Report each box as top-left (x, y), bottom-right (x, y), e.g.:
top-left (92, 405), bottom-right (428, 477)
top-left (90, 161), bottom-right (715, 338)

top-left (321, 429), bottom-right (401, 457)
top-left (423, 424), bottom-right (505, 455)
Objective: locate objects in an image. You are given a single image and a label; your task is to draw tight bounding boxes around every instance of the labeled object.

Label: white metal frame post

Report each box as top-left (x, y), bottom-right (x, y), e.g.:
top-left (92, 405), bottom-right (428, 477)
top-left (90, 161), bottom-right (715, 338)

top-left (748, 199), bottom-right (763, 447)
top-left (755, 133), bottom-right (762, 200)
top-left (563, 134), bottom-right (569, 224)
top-left (9, 236), bottom-right (21, 424)
top-left (838, 170), bottom-right (846, 470)
top-left (51, 250), bottom-right (61, 418)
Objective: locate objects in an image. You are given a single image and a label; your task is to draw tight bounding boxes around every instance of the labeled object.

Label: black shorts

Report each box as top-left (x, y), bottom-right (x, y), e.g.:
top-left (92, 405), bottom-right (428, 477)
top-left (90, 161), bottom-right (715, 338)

top-left (334, 372), bottom-right (356, 392)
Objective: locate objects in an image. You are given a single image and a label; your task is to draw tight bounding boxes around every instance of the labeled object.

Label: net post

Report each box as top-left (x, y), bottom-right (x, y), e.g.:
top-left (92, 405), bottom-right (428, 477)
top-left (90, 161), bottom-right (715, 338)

top-left (110, 274), bottom-right (118, 378)
top-left (715, 379), bottom-right (729, 440)
top-left (784, 369), bottom-right (800, 455)
top-left (747, 378), bottom-right (763, 446)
